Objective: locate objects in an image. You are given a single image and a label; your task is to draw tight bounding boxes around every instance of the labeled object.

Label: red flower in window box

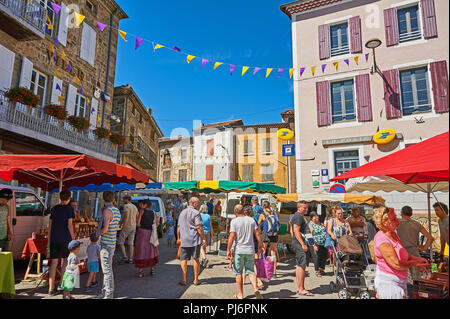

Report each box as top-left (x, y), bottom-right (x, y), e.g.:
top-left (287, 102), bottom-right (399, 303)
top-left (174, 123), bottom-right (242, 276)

top-left (68, 115), bottom-right (89, 132)
top-left (5, 87), bottom-right (41, 108)
top-left (109, 133), bottom-right (125, 146)
top-left (44, 104), bottom-right (68, 120)
top-left (94, 127), bottom-right (110, 139)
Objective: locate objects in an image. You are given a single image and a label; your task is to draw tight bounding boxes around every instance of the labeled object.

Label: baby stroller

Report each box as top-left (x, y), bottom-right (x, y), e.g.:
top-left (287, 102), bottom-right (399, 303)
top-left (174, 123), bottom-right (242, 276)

top-left (329, 235), bottom-right (372, 299)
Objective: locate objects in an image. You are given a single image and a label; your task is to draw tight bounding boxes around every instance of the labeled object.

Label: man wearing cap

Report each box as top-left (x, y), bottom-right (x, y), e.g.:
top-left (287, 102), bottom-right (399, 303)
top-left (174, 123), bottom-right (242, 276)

top-left (0, 188), bottom-right (13, 252)
top-left (118, 194), bottom-right (139, 263)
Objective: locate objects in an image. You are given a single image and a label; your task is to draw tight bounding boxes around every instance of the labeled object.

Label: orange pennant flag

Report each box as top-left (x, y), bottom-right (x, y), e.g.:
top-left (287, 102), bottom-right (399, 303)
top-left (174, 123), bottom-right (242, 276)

top-left (289, 68), bottom-right (294, 79)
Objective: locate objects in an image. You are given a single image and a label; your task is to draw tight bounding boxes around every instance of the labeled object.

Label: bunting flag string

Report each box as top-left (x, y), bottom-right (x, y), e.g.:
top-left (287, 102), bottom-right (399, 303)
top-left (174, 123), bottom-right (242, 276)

top-left (242, 66), bottom-right (249, 76)
top-left (289, 68), bottom-right (294, 79)
top-left (213, 62), bottom-right (223, 70)
top-left (74, 12), bottom-right (85, 27)
top-left (266, 68), bottom-right (272, 78)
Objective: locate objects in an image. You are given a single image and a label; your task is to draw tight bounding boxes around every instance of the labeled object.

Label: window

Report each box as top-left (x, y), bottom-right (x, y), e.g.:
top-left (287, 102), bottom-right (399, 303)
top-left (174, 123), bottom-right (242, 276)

top-left (331, 79), bottom-right (355, 123)
top-left (80, 23), bottom-right (97, 67)
top-left (15, 192), bottom-right (44, 217)
top-left (41, 0), bottom-right (55, 37)
top-left (179, 169), bottom-right (187, 182)
top-left (139, 114), bottom-right (143, 124)
top-left (181, 149), bottom-right (187, 161)
top-left (206, 139), bottom-right (214, 156)
top-left (334, 150), bottom-right (359, 177)
top-left (163, 171), bottom-right (171, 183)
top-left (30, 70), bottom-right (47, 108)
top-left (243, 139), bottom-right (253, 155)
top-left (206, 165), bottom-right (214, 181)
top-left (399, 67), bottom-right (431, 116)
top-left (262, 138), bottom-right (273, 155)
top-left (242, 165), bottom-right (254, 182)
top-left (398, 5), bottom-right (421, 43)
top-left (163, 152), bottom-right (171, 165)
top-left (75, 94), bottom-right (86, 117)
top-left (330, 23), bottom-right (349, 56)
top-left (86, 0), bottom-right (96, 13)
top-left (261, 164), bottom-right (274, 183)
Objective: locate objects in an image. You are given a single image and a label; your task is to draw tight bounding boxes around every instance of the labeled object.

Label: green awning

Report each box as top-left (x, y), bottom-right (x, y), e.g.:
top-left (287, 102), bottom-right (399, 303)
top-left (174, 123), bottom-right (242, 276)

top-left (164, 181), bottom-right (286, 194)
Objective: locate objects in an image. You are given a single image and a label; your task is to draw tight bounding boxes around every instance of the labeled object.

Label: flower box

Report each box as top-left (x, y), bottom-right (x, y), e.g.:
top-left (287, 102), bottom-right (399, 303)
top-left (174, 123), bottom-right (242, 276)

top-left (68, 116), bottom-right (89, 132)
top-left (94, 127), bottom-right (110, 139)
top-left (5, 87), bottom-right (41, 108)
top-left (109, 133), bottom-right (125, 146)
top-left (44, 104), bottom-right (68, 120)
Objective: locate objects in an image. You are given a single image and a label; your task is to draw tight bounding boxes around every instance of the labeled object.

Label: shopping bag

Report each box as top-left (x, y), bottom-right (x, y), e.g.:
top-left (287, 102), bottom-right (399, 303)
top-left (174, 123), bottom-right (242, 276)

top-left (150, 223), bottom-right (159, 247)
top-left (324, 234), bottom-right (335, 248)
top-left (255, 254), bottom-right (274, 281)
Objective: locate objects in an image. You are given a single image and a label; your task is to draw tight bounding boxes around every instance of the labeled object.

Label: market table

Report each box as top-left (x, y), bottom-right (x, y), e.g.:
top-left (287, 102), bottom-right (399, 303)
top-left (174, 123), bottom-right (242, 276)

top-left (0, 252), bottom-right (15, 297)
top-left (21, 238), bottom-right (48, 281)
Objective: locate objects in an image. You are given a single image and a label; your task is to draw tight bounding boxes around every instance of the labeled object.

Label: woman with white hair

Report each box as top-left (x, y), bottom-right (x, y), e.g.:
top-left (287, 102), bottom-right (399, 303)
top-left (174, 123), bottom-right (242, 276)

top-left (373, 207), bottom-right (429, 299)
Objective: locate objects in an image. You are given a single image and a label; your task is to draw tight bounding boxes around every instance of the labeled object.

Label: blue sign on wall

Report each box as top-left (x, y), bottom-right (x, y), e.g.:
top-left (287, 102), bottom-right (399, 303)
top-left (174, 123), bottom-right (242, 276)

top-left (282, 144), bottom-right (295, 157)
top-left (321, 169), bottom-right (329, 176)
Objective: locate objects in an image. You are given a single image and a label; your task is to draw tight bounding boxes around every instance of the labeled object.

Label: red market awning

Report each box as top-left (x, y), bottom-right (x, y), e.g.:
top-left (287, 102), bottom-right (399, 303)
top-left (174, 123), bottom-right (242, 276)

top-left (331, 131), bottom-right (449, 184)
top-left (0, 155), bottom-right (149, 191)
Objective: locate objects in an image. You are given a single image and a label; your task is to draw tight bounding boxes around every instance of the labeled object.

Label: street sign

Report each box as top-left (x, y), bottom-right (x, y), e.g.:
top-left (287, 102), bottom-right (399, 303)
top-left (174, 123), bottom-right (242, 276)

top-left (330, 183), bottom-right (346, 193)
top-left (278, 128), bottom-right (294, 141)
top-left (282, 144), bottom-right (295, 157)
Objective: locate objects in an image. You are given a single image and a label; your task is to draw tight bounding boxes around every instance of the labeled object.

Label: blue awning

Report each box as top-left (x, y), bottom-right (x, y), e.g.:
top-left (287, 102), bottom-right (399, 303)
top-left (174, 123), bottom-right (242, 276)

top-left (49, 182), bottom-right (162, 193)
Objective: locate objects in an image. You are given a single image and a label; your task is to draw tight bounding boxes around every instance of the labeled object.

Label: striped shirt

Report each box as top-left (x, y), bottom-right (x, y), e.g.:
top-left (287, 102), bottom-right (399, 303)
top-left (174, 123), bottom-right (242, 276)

top-left (100, 205), bottom-right (121, 248)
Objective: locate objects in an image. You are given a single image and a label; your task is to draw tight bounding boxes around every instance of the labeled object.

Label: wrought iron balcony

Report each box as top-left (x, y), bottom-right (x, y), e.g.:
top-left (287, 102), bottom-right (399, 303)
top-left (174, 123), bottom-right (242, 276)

top-left (0, 0), bottom-right (46, 40)
top-left (0, 92), bottom-right (117, 161)
top-left (122, 135), bottom-right (157, 169)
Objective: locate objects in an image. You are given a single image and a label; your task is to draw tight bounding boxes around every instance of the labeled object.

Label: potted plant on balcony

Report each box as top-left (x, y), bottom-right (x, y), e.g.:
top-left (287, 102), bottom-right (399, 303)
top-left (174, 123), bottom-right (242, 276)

top-left (68, 115), bottom-right (89, 132)
top-left (109, 133), bottom-right (126, 146)
top-left (5, 87), bottom-right (41, 112)
top-left (94, 127), bottom-right (110, 140)
top-left (44, 104), bottom-right (68, 124)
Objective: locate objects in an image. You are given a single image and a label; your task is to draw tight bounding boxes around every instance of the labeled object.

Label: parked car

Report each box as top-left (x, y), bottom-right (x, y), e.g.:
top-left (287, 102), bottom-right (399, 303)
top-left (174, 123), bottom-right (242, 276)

top-left (131, 196), bottom-right (167, 234)
top-left (0, 185), bottom-right (48, 260)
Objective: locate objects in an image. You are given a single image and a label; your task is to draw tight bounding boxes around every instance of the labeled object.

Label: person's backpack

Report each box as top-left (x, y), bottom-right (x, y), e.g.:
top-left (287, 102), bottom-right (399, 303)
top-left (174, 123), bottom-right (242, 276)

top-left (263, 213), bottom-right (280, 236)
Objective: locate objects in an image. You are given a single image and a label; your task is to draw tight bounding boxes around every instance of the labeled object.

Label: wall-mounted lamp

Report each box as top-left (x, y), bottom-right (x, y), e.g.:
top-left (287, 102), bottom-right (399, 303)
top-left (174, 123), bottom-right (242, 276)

top-left (365, 38), bottom-right (382, 75)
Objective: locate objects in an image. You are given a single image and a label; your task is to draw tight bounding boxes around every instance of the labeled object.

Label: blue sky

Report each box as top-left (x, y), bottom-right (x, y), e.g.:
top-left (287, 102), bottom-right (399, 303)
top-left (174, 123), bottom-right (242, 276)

top-left (114, 0), bottom-right (294, 137)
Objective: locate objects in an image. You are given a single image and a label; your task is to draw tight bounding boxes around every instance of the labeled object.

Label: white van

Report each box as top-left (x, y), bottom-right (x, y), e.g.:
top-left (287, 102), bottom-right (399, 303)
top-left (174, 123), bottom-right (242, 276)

top-left (0, 185), bottom-right (48, 260)
top-left (220, 193), bottom-right (277, 219)
top-left (130, 196), bottom-right (167, 232)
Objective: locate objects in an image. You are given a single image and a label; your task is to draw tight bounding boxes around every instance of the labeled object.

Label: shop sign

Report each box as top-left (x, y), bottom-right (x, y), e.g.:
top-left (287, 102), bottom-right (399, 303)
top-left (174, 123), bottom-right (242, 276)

top-left (373, 129), bottom-right (396, 145)
top-left (278, 128), bottom-right (294, 141)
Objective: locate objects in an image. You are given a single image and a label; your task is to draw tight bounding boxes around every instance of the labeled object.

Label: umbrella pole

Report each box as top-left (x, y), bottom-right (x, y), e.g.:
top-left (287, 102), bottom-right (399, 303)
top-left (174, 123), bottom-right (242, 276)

top-left (226, 193), bottom-right (229, 234)
top-left (427, 183), bottom-right (433, 262)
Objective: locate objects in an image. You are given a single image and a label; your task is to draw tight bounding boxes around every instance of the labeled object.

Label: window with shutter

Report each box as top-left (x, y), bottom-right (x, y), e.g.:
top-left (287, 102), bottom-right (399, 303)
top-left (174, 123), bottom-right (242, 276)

top-left (65, 84), bottom-right (77, 116)
top-left (57, 3), bottom-right (69, 46)
top-left (242, 165), bottom-right (253, 182)
top-left (41, 0), bottom-right (55, 37)
top-left (330, 23), bottom-right (349, 56)
top-left (19, 57), bottom-right (33, 90)
top-left (421, 0), bottom-right (438, 39)
top-left (384, 8), bottom-right (399, 46)
top-left (75, 93), bottom-right (87, 117)
top-left (399, 67), bottom-right (432, 116)
top-left (207, 139), bottom-right (214, 156)
top-left (262, 138), bottom-right (273, 155)
top-left (80, 23), bottom-right (96, 67)
top-left (0, 44), bottom-right (15, 91)
top-left (355, 74), bottom-right (373, 122)
top-left (397, 5), bottom-right (422, 43)
top-left (317, 81), bottom-right (331, 127)
top-left (89, 98), bottom-right (98, 128)
top-left (50, 76), bottom-right (63, 105)
top-left (30, 70), bottom-right (47, 108)
top-left (331, 80), bottom-right (356, 123)
top-left (244, 139), bottom-right (253, 155)
top-left (318, 24), bottom-right (331, 60)
top-left (429, 61), bottom-right (449, 113)
top-left (382, 69), bottom-right (402, 119)
top-left (349, 16), bottom-right (362, 53)
top-left (206, 165), bottom-right (214, 181)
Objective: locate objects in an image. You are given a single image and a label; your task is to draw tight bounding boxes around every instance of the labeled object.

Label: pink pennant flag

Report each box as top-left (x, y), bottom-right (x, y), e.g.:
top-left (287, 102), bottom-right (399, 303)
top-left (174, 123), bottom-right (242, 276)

top-left (300, 67), bottom-right (306, 77)
top-left (51, 2), bottom-right (61, 15)
top-left (365, 53), bottom-right (370, 62)
top-left (344, 59), bottom-right (350, 66)
top-left (321, 64), bottom-right (327, 73)
top-left (97, 21), bottom-right (107, 32)
top-left (230, 64), bottom-right (236, 76)
top-left (201, 59), bottom-right (209, 67)
top-left (135, 37), bottom-right (144, 50)
top-left (278, 68), bottom-right (284, 78)
top-left (253, 67), bottom-right (261, 75)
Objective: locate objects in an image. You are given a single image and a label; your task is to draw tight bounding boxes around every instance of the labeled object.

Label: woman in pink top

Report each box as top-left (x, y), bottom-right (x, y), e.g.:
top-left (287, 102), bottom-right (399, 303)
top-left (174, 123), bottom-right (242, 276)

top-left (373, 207), bottom-right (429, 299)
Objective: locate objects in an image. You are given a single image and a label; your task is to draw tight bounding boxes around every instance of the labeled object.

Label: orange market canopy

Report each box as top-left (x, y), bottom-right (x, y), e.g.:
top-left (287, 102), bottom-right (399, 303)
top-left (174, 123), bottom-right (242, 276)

top-left (275, 193), bottom-right (385, 207)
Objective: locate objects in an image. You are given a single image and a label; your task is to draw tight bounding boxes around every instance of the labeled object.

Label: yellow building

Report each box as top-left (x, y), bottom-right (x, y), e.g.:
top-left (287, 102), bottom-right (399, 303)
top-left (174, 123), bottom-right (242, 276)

top-left (235, 123), bottom-right (295, 192)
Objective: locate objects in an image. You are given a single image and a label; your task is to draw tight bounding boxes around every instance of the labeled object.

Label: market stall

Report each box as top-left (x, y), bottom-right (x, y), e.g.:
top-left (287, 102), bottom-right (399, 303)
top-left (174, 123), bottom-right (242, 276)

top-left (0, 252), bottom-right (15, 297)
top-left (275, 193), bottom-right (386, 207)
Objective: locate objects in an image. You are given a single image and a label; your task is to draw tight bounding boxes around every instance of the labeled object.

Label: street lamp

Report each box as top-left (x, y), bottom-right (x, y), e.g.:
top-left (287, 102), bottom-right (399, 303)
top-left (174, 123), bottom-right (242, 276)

top-left (365, 38), bottom-right (382, 75)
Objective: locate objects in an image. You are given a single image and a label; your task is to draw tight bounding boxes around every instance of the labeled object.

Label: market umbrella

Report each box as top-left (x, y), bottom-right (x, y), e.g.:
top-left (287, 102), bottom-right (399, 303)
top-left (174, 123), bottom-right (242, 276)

top-left (331, 131), bottom-right (449, 256)
top-left (0, 154), bottom-right (149, 192)
top-left (48, 182), bottom-right (162, 194)
top-left (275, 193), bottom-right (385, 207)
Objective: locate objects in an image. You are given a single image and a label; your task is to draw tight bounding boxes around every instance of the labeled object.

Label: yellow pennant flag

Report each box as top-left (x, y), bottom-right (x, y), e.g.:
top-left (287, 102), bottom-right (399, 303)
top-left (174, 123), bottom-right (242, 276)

top-left (289, 68), bottom-right (294, 79)
top-left (266, 68), bottom-right (273, 78)
top-left (76, 76), bottom-right (81, 84)
top-left (242, 66), bottom-right (249, 76)
top-left (58, 95), bottom-right (64, 103)
top-left (333, 62), bottom-right (339, 71)
top-left (97, 116), bottom-right (101, 124)
top-left (49, 42), bottom-right (54, 53)
top-left (46, 15), bottom-right (53, 30)
top-left (213, 62), bottom-right (223, 70)
top-left (86, 97), bottom-right (90, 104)
top-left (74, 12), bottom-right (85, 27)
top-left (61, 50), bottom-right (66, 60)
top-left (153, 43), bottom-right (164, 50)
top-left (118, 30), bottom-right (127, 42)
top-left (354, 56), bottom-right (359, 65)
top-left (311, 66), bottom-right (316, 76)
top-left (55, 71), bottom-right (61, 78)
top-left (186, 55), bottom-right (195, 64)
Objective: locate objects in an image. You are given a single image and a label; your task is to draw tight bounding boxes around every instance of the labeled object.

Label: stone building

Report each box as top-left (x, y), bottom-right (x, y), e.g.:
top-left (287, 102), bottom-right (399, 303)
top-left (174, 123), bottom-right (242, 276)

top-left (0, 0), bottom-right (127, 162)
top-left (158, 136), bottom-right (193, 183)
top-left (111, 84), bottom-right (163, 182)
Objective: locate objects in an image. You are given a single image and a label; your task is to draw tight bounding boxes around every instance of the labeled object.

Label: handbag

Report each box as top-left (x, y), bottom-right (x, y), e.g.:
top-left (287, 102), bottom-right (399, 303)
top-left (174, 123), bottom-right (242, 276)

top-left (324, 218), bottom-right (336, 248)
top-left (255, 253), bottom-right (274, 282)
top-left (149, 211), bottom-right (159, 247)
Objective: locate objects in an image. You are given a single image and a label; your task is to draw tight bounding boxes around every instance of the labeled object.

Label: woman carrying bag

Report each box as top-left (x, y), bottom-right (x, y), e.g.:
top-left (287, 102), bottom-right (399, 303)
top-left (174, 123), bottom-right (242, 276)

top-left (308, 212), bottom-right (327, 277)
top-left (326, 206), bottom-right (352, 274)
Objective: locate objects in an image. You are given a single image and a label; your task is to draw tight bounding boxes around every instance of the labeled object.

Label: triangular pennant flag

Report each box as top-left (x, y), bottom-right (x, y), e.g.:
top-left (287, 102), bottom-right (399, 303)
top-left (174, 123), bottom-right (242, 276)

top-left (50, 2), bottom-right (61, 15)
top-left (213, 62), bottom-right (223, 70)
top-left (76, 76), bottom-right (81, 84)
top-left (253, 67), bottom-right (261, 75)
top-left (354, 56), bottom-right (359, 65)
top-left (242, 66), bottom-right (249, 76)
top-left (266, 68), bottom-right (273, 78)
top-left (333, 62), bottom-right (339, 71)
top-left (278, 68), bottom-right (284, 78)
top-left (153, 43), bottom-right (164, 50)
top-left (135, 37), bottom-right (144, 50)
top-left (46, 15), bottom-right (53, 30)
top-left (61, 50), bottom-right (66, 60)
top-left (74, 12), bottom-right (85, 27)
top-left (321, 64), bottom-right (327, 73)
top-left (97, 21), bottom-right (107, 32)
top-left (91, 107), bottom-right (95, 114)
top-left (49, 42), bottom-right (54, 53)
top-left (201, 59), bottom-right (209, 67)
top-left (365, 53), bottom-right (370, 62)
top-left (230, 65), bottom-right (236, 76)
top-left (55, 71), bottom-right (61, 78)
top-left (58, 95), bottom-right (64, 103)
top-left (289, 68), bottom-right (294, 79)
top-left (344, 59), bottom-right (350, 66)
top-left (87, 97), bottom-right (90, 105)
top-left (56, 83), bottom-right (62, 91)
top-left (67, 63), bottom-right (72, 73)
top-left (54, 37), bottom-right (59, 44)
top-left (173, 46), bottom-right (181, 52)
top-left (53, 56), bottom-right (57, 63)
top-left (186, 55), bottom-right (195, 64)
top-left (80, 88), bottom-right (84, 95)
top-left (311, 66), bottom-right (316, 76)
top-left (300, 67), bottom-right (306, 76)
top-left (118, 30), bottom-right (127, 42)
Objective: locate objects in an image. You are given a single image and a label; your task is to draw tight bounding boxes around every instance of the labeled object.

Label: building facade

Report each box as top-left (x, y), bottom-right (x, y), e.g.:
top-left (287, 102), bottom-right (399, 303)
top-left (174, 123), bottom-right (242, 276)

top-left (111, 84), bottom-right (163, 181)
top-left (281, 0), bottom-right (449, 206)
top-left (0, 0), bottom-right (127, 162)
top-left (158, 136), bottom-right (193, 183)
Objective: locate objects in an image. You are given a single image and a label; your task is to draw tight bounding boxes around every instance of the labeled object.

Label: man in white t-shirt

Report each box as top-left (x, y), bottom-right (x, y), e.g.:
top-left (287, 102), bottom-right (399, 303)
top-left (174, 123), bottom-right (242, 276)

top-left (227, 204), bottom-right (263, 299)
top-left (118, 195), bottom-right (139, 263)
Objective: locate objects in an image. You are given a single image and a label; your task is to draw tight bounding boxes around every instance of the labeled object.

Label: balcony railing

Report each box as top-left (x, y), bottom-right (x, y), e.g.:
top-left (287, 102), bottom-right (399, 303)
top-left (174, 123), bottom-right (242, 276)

top-left (122, 135), bottom-right (157, 169)
top-left (0, 0), bottom-right (46, 40)
top-left (0, 92), bottom-right (117, 160)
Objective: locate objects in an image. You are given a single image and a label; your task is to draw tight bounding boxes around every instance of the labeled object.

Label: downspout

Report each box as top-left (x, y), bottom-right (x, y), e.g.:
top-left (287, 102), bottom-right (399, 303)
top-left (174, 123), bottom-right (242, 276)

top-left (101, 8), bottom-right (118, 127)
top-left (120, 94), bottom-right (129, 165)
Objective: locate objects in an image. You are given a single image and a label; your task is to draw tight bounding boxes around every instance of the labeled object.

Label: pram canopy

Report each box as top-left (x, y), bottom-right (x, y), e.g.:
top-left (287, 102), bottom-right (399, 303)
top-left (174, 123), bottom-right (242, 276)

top-left (337, 235), bottom-right (363, 255)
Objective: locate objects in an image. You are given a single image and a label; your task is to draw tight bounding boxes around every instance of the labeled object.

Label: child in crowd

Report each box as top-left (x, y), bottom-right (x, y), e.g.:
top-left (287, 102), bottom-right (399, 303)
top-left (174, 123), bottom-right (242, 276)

top-left (61, 240), bottom-right (84, 299)
top-left (85, 232), bottom-right (101, 291)
top-left (167, 218), bottom-right (175, 247)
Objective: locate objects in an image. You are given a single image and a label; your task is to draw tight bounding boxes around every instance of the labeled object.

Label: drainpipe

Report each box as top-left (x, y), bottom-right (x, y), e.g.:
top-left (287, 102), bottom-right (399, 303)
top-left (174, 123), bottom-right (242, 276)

top-left (120, 94), bottom-right (129, 165)
top-left (101, 8), bottom-right (118, 127)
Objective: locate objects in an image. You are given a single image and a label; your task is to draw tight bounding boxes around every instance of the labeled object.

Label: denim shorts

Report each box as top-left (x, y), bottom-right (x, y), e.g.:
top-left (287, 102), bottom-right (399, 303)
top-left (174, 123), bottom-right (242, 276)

top-left (88, 261), bottom-right (99, 273)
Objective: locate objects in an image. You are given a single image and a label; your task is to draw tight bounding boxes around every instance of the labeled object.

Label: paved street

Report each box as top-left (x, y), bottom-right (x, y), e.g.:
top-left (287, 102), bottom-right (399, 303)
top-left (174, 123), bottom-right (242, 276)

top-left (12, 235), bottom-right (342, 299)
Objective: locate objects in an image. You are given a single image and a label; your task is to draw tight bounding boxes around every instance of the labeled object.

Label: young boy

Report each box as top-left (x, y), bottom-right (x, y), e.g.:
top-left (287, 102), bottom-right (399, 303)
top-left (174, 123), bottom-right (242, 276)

top-left (167, 218), bottom-right (175, 247)
top-left (61, 240), bottom-right (84, 299)
top-left (85, 232), bottom-right (101, 291)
